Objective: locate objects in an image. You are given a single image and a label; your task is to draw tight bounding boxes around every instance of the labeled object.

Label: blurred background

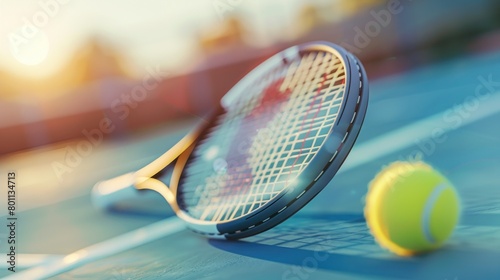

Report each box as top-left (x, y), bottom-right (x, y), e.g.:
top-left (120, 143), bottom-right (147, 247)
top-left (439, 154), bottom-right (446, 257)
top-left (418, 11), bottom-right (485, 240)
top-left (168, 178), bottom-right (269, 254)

top-left (1, 0), bottom-right (500, 155)
top-left (1, 0), bottom-right (500, 277)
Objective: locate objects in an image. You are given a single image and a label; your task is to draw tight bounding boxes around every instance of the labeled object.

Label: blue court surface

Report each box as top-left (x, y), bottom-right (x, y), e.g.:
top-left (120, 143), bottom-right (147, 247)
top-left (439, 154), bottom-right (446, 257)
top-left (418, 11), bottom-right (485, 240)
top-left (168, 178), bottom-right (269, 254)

top-left (1, 51), bottom-right (500, 279)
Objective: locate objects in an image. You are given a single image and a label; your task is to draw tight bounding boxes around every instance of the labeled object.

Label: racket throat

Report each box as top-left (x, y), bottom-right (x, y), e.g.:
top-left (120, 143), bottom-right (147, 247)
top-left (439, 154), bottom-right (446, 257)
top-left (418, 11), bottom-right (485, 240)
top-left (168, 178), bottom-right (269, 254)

top-left (135, 176), bottom-right (179, 212)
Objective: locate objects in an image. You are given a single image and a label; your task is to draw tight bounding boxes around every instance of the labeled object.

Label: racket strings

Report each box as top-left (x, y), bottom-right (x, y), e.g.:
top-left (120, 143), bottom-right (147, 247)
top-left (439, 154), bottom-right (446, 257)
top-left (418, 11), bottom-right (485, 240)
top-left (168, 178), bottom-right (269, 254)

top-left (188, 54), bottom-right (340, 219)
top-left (179, 50), bottom-right (347, 222)
top-left (181, 66), bottom-right (289, 218)
top-left (213, 53), bottom-right (330, 220)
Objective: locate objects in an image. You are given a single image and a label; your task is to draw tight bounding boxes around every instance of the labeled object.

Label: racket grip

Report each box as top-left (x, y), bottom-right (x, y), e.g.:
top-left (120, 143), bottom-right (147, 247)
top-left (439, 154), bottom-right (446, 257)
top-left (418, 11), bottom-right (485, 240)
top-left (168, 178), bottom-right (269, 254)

top-left (91, 172), bottom-right (138, 210)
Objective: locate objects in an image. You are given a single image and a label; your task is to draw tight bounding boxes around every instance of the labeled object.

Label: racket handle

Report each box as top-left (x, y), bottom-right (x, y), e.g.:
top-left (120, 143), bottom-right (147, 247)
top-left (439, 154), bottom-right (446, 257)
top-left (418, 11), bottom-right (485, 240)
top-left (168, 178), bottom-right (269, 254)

top-left (91, 172), bottom-right (138, 210)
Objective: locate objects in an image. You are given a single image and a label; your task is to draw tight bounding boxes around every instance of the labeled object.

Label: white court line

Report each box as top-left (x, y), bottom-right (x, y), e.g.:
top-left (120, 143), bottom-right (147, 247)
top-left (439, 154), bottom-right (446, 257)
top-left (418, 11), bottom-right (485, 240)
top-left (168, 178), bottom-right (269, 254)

top-left (4, 217), bottom-right (185, 280)
top-left (342, 91), bottom-right (500, 172)
top-left (8, 91), bottom-right (500, 279)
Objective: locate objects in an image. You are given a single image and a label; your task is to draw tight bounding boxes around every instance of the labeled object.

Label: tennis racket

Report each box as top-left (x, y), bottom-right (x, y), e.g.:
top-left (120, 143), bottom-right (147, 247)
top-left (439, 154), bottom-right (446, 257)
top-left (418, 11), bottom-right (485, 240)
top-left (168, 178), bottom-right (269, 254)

top-left (92, 41), bottom-right (369, 239)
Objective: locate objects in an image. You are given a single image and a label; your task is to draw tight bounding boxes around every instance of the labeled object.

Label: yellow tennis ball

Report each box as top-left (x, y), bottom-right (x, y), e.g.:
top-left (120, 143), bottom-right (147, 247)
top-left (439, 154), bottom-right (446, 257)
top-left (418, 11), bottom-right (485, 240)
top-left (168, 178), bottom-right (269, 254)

top-left (364, 161), bottom-right (460, 256)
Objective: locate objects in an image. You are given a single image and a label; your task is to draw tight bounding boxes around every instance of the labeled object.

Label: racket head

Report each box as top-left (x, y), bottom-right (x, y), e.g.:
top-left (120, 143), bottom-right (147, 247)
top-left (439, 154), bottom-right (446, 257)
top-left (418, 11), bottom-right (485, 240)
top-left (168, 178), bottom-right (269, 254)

top-left (170, 41), bottom-right (369, 238)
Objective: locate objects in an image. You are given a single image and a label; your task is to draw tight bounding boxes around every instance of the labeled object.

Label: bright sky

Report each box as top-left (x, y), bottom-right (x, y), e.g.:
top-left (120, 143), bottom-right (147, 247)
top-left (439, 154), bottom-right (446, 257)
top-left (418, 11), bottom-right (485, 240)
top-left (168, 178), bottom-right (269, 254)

top-left (0, 0), bottom-right (321, 78)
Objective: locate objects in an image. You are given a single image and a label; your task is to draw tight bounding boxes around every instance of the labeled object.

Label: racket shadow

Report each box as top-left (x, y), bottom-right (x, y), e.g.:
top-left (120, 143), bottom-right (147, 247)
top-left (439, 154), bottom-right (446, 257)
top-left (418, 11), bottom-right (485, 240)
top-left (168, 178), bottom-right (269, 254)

top-left (210, 212), bottom-right (500, 279)
top-left (209, 212), bottom-right (423, 279)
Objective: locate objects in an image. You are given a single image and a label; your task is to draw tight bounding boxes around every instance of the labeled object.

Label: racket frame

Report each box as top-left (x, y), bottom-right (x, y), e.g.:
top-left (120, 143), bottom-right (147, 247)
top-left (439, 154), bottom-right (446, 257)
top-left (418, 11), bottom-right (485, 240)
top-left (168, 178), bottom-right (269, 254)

top-left (129, 42), bottom-right (368, 239)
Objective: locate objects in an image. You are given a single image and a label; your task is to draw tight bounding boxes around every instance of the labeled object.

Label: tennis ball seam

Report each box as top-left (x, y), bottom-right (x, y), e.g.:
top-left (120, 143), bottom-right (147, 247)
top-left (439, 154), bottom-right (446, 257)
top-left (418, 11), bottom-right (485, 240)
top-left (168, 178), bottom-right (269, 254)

top-left (421, 183), bottom-right (448, 244)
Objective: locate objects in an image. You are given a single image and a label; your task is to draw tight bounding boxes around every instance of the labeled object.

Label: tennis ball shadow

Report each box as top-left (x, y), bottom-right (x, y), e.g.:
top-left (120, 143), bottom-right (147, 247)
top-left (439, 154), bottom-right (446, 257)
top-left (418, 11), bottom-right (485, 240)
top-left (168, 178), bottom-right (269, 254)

top-left (209, 212), bottom-right (500, 279)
